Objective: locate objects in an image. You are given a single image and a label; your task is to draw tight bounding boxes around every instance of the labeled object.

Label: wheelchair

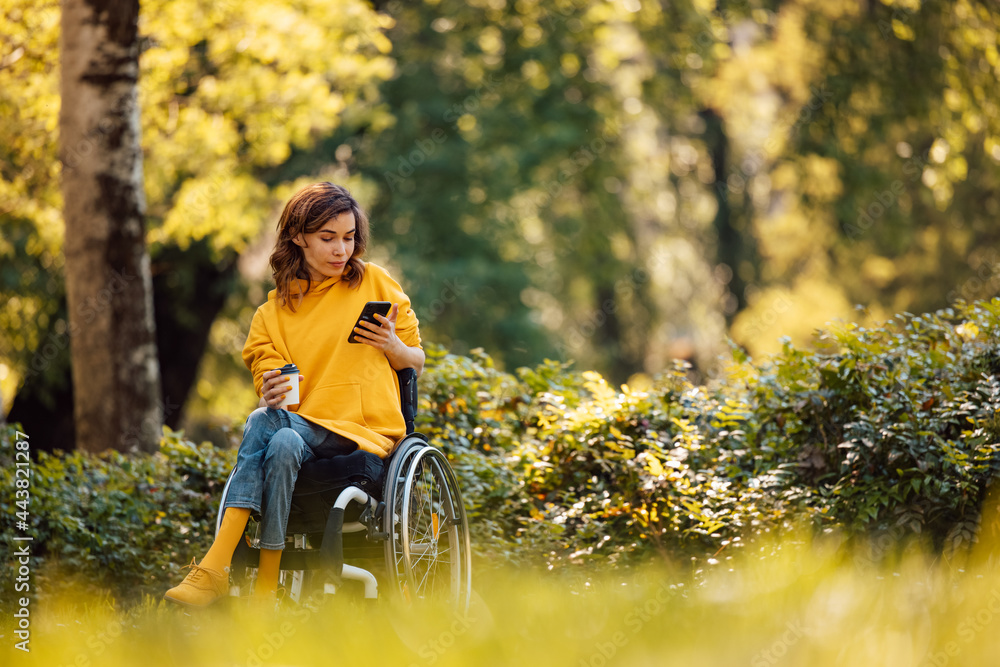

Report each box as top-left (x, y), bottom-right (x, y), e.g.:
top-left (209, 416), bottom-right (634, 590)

top-left (215, 368), bottom-right (472, 613)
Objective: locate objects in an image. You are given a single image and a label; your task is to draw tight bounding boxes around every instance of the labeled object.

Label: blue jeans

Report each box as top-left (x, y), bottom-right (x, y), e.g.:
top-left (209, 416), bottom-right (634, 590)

top-left (223, 407), bottom-right (356, 550)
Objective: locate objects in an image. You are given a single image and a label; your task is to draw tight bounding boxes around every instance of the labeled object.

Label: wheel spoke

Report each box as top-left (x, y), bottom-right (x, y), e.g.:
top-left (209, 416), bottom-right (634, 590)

top-left (386, 445), bottom-right (470, 611)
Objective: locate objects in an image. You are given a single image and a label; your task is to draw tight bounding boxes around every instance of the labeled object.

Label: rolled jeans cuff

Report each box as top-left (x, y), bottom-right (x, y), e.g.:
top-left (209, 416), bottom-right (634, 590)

top-left (222, 499), bottom-right (261, 515)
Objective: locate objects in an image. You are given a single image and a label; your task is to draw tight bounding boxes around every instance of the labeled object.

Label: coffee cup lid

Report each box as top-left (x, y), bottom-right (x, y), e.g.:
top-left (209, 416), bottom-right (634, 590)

top-left (277, 363), bottom-right (299, 374)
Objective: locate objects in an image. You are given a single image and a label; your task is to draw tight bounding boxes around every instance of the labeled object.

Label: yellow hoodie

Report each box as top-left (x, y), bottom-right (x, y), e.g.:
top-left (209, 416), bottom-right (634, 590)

top-left (242, 262), bottom-right (421, 458)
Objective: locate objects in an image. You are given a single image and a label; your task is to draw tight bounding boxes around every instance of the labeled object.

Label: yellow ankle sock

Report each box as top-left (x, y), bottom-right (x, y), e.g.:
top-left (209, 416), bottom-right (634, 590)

top-left (198, 507), bottom-right (251, 573)
top-left (254, 548), bottom-right (282, 598)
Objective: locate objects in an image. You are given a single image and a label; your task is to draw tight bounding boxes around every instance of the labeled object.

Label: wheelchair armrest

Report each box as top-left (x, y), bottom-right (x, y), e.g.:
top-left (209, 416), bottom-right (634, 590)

top-left (396, 367), bottom-right (418, 435)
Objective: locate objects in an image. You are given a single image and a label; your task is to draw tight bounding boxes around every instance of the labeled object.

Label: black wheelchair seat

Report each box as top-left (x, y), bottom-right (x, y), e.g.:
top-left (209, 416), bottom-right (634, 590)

top-left (286, 450), bottom-right (384, 534)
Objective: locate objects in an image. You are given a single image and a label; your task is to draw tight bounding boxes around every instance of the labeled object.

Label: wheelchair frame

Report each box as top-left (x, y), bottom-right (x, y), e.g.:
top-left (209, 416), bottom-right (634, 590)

top-left (215, 368), bottom-right (472, 612)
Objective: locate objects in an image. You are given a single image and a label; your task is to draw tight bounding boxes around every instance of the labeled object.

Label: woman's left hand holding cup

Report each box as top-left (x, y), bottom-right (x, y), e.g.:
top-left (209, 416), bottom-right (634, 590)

top-left (261, 368), bottom-right (305, 409)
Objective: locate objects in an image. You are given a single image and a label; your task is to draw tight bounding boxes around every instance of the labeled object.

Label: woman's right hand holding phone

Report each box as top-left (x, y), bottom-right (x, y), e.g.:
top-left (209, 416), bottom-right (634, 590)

top-left (259, 369), bottom-right (304, 409)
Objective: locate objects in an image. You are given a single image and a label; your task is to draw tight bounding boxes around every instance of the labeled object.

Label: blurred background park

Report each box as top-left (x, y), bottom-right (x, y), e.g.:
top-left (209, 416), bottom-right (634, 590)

top-left (5, 2), bottom-right (1000, 661)
top-left (2, 0), bottom-right (1000, 450)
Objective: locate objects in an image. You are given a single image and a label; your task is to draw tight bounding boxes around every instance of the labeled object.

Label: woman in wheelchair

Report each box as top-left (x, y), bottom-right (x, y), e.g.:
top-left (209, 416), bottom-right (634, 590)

top-left (164, 182), bottom-right (425, 607)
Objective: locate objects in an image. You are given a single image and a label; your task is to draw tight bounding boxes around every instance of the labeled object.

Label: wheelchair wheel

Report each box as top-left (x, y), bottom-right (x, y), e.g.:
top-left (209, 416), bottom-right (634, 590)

top-left (385, 444), bottom-right (471, 613)
top-left (382, 436), bottom-right (426, 509)
top-left (382, 436), bottom-right (428, 591)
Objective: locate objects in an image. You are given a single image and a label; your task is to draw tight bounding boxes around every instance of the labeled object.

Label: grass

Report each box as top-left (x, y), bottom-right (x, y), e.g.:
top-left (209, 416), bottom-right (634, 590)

top-left (3, 526), bottom-right (999, 667)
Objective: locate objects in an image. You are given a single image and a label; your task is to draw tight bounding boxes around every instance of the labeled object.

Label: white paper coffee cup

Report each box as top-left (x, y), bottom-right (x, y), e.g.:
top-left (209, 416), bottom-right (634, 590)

top-left (275, 363), bottom-right (300, 407)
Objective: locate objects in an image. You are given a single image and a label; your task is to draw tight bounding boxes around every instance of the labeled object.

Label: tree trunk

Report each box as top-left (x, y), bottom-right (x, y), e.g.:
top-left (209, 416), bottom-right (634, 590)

top-left (60, 0), bottom-right (162, 453)
top-left (700, 107), bottom-right (748, 323)
top-left (152, 242), bottom-right (240, 430)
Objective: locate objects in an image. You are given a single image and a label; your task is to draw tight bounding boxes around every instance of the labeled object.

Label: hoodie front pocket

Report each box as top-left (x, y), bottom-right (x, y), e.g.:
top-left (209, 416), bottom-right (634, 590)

top-left (299, 382), bottom-right (368, 427)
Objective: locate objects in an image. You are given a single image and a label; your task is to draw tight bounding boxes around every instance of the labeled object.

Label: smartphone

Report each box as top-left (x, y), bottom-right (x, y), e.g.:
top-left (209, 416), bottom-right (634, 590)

top-left (347, 301), bottom-right (392, 344)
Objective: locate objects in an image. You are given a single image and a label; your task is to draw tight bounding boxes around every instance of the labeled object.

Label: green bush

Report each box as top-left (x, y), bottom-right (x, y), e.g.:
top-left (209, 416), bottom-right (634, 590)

top-left (3, 298), bottom-right (1000, 607)
top-left (425, 356), bottom-right (793, 569)
top-left (0, 427), bottom-right (233, 610)
top-left (742, 300), bottom-right (1000, 550)
top-left (417, 299), bottom-right (1000, 567)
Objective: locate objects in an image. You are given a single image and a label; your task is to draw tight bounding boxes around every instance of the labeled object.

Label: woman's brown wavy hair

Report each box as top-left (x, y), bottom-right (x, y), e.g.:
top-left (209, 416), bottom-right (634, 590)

top-left (270, 182), bottom-right (369, 312)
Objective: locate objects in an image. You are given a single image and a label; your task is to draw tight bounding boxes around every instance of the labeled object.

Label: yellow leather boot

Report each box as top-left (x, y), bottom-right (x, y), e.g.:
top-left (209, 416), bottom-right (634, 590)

top-left (163, 558), bottom-right (230, 607)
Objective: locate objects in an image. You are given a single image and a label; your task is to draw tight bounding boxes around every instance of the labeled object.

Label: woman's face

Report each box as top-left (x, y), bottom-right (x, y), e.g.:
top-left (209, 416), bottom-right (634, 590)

top-left (292, 210), bottom-right (356, 282)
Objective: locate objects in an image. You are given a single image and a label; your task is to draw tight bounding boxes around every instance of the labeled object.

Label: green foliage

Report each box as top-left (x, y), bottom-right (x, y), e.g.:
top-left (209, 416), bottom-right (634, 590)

top-left (745, 299), bottom-right (1000, 550)
top-left (419, 299), bottom-right (1000, 568)
top-left (0, 426), bottom-right (233, 610)
top-left (420, 350), bottom-right (794, 569)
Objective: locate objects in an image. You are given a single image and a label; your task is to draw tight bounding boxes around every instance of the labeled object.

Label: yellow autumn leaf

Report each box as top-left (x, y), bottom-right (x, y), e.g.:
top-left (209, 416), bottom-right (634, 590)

top-left (645, 454), bottom-right (664, 476)
top-left (957, 322), bottom-right (979, 342)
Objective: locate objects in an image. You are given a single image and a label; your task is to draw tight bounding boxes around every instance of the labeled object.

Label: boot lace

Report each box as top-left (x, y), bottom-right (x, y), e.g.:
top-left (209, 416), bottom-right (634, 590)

top-left (180, 558), bottom-right (227, 588)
